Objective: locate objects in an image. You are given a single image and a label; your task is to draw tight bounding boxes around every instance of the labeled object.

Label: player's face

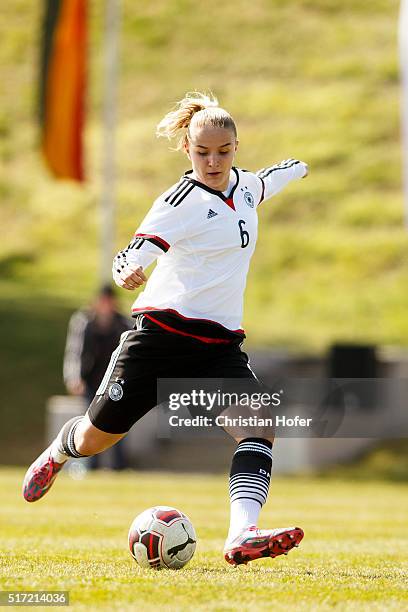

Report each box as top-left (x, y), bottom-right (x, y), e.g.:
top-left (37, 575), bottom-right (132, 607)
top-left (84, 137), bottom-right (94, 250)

top-left (185, 126), bottom-right (238, 191)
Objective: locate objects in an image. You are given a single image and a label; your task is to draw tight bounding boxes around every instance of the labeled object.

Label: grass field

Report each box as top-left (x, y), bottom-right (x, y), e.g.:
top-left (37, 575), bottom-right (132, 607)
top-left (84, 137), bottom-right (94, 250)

top-left (1, 468), bottom-right (407, 611)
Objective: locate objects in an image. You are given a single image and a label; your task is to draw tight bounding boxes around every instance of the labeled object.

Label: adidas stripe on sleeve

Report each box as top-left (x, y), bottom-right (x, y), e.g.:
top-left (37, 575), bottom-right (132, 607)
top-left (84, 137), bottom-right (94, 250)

top-left (112, 180), bottom-right (189, 285)
top-left (256, 159), bottom-right (307, 204)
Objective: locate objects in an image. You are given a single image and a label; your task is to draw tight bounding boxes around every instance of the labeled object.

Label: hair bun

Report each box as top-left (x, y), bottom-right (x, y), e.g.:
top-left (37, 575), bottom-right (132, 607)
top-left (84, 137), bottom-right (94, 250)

top-left (156, 91), bottom-right (236, 150)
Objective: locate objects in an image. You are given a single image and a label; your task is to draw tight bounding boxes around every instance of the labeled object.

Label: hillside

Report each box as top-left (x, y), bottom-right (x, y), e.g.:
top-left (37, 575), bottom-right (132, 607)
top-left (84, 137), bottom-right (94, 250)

top-left (0, 0), bottom-right (406, 461)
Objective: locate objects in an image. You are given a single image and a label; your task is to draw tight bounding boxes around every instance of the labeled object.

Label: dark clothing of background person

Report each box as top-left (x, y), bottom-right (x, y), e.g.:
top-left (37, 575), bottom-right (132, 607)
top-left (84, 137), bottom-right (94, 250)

top-left (80, 312), bottom-right (131, 392)
top-left (63, 290), bottom-right (132, 469)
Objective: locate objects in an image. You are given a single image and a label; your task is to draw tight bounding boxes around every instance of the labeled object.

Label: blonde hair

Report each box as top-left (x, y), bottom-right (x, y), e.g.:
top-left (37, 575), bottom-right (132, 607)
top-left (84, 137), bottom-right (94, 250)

top-left (156, 91), bottom-right (237, 150)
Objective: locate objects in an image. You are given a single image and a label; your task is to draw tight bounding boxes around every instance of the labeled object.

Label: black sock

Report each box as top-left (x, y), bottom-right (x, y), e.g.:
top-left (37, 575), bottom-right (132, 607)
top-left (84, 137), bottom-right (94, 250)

top-left (59, 416), bottom-right (90, 458)
top-left (229, 438), bottom-right (273, 507)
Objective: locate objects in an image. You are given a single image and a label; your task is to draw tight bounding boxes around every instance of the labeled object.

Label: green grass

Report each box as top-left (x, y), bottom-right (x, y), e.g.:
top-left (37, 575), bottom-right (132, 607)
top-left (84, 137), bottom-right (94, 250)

top-left (1, 469), bottom-right (407, 610)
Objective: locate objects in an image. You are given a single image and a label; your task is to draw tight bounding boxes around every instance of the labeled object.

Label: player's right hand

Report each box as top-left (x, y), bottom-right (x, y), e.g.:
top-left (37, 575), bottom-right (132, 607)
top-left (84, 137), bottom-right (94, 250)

top-left (117, 265), bottom-right (147, 290)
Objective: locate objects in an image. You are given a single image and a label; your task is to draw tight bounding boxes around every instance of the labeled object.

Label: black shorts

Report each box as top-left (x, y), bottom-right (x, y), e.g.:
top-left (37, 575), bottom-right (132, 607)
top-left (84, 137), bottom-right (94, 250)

top-left (87, 326), bottom-right (257, 434)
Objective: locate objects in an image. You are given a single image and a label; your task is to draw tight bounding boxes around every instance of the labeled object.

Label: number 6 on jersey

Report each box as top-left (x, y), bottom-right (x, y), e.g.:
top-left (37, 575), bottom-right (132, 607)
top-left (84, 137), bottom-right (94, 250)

top-left (238, 219), bottom-right (250, 248)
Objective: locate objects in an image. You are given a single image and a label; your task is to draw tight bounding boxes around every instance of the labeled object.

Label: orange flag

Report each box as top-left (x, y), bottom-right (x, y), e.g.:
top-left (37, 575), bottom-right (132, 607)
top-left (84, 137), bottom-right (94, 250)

top-left (39, 0), bottom-right (87, 181)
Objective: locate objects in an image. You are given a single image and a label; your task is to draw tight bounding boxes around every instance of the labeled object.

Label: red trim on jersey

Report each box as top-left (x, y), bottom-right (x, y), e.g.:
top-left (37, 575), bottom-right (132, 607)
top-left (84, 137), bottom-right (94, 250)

top-left (132, 306), bottom-right (245, 335)
top-left (225, 197), bottom-right (236, 211)
top-left (143, 314), bottom-right (236, 344)
top-left (134, 233), bottom-right (170, 251)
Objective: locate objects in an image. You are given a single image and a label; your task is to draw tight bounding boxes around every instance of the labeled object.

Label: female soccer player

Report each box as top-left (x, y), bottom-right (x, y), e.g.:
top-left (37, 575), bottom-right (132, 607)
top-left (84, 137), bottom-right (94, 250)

top-left (23, 92), bottom-right (308, 566)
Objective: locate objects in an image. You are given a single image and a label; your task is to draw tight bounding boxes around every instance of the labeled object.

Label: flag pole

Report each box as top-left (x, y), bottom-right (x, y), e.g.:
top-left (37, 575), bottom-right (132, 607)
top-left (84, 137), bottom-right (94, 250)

top-left (100, 0), bottom-right (120, 284)
top-left (400, 0), bottom-right (408, 227)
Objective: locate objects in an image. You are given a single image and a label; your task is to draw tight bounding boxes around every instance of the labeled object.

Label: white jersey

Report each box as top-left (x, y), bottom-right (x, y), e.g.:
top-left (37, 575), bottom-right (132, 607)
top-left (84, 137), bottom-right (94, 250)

top-left (113, 159), bottom-right (307, 336)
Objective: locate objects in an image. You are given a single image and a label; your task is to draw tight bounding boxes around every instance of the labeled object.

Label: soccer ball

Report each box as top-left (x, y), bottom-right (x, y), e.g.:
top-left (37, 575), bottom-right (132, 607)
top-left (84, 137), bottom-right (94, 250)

top-left (128, 505), bottom-right (196, 570)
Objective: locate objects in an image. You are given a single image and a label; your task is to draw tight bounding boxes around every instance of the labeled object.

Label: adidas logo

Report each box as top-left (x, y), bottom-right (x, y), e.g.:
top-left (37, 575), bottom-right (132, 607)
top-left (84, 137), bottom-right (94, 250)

top-left (207, 209), bottom-right (218, 219)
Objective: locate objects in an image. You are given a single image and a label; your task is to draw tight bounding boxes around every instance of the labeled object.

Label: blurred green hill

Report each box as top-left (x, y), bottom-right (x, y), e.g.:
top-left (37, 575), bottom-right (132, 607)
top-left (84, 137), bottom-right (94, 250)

top-left (0, 0), bottom-right (407, 462)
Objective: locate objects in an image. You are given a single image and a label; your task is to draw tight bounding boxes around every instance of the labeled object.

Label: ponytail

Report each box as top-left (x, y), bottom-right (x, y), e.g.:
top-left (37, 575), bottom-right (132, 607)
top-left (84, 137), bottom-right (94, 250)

top-left (156, 91), bottom-right (237, 150)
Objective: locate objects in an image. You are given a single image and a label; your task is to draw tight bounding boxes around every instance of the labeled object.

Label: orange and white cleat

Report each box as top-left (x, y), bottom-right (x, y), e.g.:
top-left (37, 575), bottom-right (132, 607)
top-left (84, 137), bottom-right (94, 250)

top-left (224, 525), bottom-right (304, 566)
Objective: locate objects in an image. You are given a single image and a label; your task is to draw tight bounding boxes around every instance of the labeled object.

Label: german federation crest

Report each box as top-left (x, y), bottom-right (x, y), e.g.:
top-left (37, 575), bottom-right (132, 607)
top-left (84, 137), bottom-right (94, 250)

top-left (109, 382), bottom-right (123, 401)
top-left (244, 191), bottom-right (254, 207)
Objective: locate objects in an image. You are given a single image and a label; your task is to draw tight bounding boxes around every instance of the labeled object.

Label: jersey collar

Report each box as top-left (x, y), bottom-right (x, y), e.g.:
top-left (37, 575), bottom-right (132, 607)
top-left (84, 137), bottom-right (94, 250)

top-left (183, 167), bottom-right (239, 211)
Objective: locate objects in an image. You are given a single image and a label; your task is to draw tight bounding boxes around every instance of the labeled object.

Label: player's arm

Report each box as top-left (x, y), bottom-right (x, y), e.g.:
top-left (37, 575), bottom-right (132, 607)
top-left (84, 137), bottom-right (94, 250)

top-left (113, 237), bottom-right (156, 291)
top-left (113, 193), bottom-right (187, 291)
top-left (256, 159), bottom-right (308, 204)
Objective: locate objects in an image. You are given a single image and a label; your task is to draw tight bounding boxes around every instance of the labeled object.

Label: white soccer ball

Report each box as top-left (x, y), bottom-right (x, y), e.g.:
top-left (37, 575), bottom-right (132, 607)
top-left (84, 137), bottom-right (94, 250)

top-left (128, 505), bottom-right (196, 570)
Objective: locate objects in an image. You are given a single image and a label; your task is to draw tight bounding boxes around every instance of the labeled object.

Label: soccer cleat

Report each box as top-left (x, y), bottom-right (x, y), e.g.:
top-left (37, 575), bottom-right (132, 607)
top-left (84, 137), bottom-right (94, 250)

top-left (224, 525), bottom-right (304, 566)
top-left (22, 446), bottom-right (66, 502)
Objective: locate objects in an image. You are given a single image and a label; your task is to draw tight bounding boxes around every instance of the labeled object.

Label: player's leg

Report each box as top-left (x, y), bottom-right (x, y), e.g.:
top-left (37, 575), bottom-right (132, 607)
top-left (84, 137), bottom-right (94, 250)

top-left (224, 436), bottom-right (303, 566)
top-left (56, 413), bottom-right (126, 458)
top-left (23, 329), bottom-right (159, 502)
top-left (201, 342), bottom-right (304, 565)
top-left (22, 415), bottom-right (125, 502)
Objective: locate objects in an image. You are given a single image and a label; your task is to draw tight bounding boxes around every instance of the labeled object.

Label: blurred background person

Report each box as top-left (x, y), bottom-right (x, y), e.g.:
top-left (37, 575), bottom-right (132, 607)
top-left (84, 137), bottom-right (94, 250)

top-left (63, 285), bottom-right (131, 470)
